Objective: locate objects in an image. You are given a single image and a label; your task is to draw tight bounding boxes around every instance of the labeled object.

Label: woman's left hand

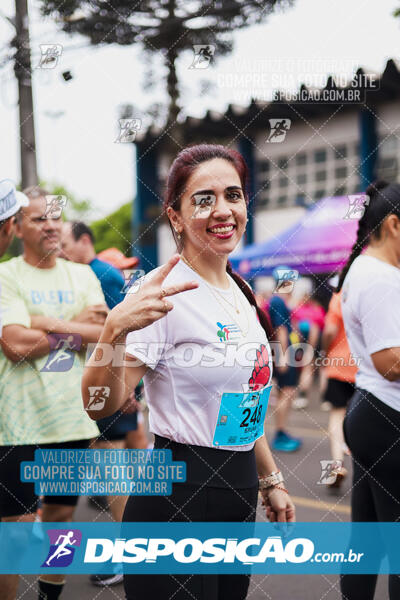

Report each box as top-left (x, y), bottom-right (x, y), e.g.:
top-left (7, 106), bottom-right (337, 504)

top-left (261, 487), bottom-right (296, 523)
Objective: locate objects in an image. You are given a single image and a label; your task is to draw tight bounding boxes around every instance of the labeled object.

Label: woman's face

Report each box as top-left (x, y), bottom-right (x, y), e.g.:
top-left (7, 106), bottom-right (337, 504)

top-left (169, 158), bottom-right (248, 258)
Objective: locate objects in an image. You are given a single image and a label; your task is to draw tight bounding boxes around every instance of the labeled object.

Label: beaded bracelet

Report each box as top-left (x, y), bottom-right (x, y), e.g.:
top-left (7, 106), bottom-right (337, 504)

top-left (266, 485), bottom-right (289, 496)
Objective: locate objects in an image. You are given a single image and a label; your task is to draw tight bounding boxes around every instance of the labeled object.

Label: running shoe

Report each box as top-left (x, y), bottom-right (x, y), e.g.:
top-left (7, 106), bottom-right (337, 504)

top-left (272, 430), bottom-right (302, 452)
top-left (90, 573), bottom-right (124, 586)
top-left (293, 395), bottom-right (309, 410)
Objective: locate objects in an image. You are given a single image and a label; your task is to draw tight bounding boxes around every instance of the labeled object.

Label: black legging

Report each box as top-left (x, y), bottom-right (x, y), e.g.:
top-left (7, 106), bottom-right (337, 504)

top-left (123, 436), bottom-right (259, 600)
top-left (341, 388), bottom-right (400, 600)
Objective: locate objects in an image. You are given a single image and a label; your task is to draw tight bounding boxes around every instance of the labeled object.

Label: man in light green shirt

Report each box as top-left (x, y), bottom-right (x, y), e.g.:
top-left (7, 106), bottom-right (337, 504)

top-left (0, 187), bottom-right (108, 600)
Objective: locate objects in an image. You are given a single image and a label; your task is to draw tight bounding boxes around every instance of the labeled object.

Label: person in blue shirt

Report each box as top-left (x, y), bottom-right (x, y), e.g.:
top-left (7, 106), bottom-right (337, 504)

top-left (60, 220), bottom-right (142, 588)
top-left (268, 266), bottom-right (302, 452)
top-left (61, 221), bottom-right (125, 309)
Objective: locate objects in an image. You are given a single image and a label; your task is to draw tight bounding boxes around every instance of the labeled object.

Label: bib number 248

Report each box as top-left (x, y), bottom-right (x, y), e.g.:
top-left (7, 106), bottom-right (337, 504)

top-left (240, 405), bottom-right (263, 428)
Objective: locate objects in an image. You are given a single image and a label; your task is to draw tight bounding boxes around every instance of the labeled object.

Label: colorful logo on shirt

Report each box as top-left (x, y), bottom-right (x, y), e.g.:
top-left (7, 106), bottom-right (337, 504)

top-left (248, 344), bottom-right (271, 391)
top-left (216, 322), bottom-right (241, 342)
top-left (41, 334), bottom-right (81, 372)
top-left (42, 529), bottom-right (81, 567)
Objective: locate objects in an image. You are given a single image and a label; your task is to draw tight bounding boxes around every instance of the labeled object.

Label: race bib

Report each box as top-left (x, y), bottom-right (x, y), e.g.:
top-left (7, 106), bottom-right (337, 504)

top-left (212, 386), bottom-right (272, 447)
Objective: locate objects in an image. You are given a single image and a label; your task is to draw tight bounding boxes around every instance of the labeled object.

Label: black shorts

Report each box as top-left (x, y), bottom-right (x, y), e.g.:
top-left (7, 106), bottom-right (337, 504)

top-left (324, 378), bottom-right (355, 408)
top-left (274, 365), bottom-right (300, 389)
top-left (0, 438), bottom-right (91, 518)
top-left (96, 411), bottom-right (138, 441)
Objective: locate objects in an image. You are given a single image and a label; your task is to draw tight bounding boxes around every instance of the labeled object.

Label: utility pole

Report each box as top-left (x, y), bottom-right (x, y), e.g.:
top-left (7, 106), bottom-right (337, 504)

top-left (13, 0), bottom-right (38, 188)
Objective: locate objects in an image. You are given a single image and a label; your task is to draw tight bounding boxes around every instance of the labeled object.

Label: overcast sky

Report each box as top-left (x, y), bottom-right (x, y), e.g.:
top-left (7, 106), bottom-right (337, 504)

top-left (0, 0), bottom-right (399, 220)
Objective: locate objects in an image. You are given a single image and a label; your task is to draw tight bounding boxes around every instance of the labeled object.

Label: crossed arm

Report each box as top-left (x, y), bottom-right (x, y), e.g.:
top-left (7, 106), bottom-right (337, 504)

top-left (0, 305), bottom-right (107, 363)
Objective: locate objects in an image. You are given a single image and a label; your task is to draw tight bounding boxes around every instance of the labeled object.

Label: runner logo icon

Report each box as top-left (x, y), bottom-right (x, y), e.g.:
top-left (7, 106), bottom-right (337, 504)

top-left (189, 45), bottom-right (215, 69)
top-left (317, 460), bottom-right (343, 485)
top-left (42, 529), bottom-right (82, 567)
top-left (86, 386), bottom-right (110, 411)
top-left (344, 194), bottom-right (369, 220)
top-left (267, 119), bottom-right (291, 143)
top-left (41, 334), bottom-right (82, 372)
top-left (44, 194), bottom-right (67, 219)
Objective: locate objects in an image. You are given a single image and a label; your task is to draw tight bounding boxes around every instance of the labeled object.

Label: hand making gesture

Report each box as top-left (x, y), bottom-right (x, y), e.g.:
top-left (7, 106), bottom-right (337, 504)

top-left (109, 254), bottom-right (199, 338)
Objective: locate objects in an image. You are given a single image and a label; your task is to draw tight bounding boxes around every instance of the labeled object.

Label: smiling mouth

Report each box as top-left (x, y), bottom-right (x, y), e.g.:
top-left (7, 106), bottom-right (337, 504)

top-left (207, 224), bottom-right (236, 234)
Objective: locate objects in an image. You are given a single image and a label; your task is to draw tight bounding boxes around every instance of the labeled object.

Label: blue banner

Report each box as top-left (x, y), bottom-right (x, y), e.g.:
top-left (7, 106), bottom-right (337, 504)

top-left (0, 522), bottom-right (398, 574)
top-left (20, 449), bottom-right (186, 495)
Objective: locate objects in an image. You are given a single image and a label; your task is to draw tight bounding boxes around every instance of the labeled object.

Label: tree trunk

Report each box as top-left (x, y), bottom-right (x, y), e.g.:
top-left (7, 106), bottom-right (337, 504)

top-left (165, 0), bottom-right (183, 149)
top-left (165, 47), bottom-right (183, 149)
top-left (14, 0), bottom-right (38, 188)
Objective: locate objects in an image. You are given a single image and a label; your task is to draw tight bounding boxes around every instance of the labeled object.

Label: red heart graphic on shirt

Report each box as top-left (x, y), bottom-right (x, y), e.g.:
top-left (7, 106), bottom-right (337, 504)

top-left (248, 344), bottom-right (271, 391)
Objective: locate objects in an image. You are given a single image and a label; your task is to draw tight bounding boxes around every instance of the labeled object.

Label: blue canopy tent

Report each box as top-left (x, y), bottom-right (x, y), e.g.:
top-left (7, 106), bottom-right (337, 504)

top-left (230, 196), bottom-right (360, 279)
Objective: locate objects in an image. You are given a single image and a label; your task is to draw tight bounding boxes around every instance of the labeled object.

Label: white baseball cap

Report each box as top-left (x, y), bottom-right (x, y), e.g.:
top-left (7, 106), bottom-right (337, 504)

top-left (0, 179), bottom-right (29, 221)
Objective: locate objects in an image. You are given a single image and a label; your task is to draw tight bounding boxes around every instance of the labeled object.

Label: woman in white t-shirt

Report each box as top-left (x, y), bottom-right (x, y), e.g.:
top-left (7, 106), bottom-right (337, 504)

top-left (337, 181), bottom-right (400, 600)
top-left (83, 144), bottom-right (295, 600)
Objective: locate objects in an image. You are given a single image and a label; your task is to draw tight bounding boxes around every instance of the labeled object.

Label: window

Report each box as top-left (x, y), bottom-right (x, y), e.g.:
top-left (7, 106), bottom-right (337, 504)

top-left (278, 157), bottom-right (288, 170)
top-left (259, 179), bottom-right (270, 191)
top-left (296, 153), bottom-right (307, 166)
top-left (277, 195), bottom-right (287, 205)
top-left (381, 136), bottom-right (397, 155)
top-left (335, 185), bottom-right (346, 196)
top-left (314, 149), bottom-right (326, 163)
top-left (296, 173), bottom-right (307, 185)
top-left (314, 189), bottom-right (325, 199)
top-left (335, 166), bottom-right (347, 178)
top-left (316, 171), bottom-right (327, 182)
top-left (378, 156), bottom-right (398, 180)
top-left (334, 145), bottom-right (347, 159)
top-left (257, 160), bottom-right (270, 173)
top-left (258, 195), bottom-right (270, 207)
top-left (295, 194), bottom-right (306, 206)
top-left (279, 177), bottom-right (289, 188)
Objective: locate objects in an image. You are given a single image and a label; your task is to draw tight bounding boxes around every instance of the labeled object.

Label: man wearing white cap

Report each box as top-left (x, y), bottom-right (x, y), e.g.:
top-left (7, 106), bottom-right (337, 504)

top-left (0, 186), bottom-right (108, 600)
top-left (0, 179), bottom-right (29, 257)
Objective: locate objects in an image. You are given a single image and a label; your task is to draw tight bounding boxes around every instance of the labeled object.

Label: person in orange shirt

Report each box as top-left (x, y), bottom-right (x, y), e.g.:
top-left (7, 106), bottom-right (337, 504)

top-left (320, 290), bottom-right (358, 487)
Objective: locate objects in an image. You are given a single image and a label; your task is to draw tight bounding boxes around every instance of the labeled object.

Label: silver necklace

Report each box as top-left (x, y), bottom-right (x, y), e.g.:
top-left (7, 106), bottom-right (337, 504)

top-left (180, 255), bottom-right (250, 336)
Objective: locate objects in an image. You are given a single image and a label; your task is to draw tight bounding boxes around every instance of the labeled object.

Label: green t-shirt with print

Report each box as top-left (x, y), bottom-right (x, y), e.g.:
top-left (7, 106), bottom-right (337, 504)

top-left (0, 256), bottom-right (103, 445)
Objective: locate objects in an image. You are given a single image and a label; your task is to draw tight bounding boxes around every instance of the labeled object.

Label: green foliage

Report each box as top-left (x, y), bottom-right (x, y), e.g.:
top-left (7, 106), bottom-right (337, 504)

top-left (91, 202), bottom-right (132, 255)
top-left (45, 182), bottom-right (92, 221)
top-left (0, 237), bottom-right (20, 263)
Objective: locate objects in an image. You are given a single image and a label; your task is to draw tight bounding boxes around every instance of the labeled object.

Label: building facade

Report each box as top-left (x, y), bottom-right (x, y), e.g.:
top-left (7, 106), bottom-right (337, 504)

top-left (132, 59), bottom-right (400, 270)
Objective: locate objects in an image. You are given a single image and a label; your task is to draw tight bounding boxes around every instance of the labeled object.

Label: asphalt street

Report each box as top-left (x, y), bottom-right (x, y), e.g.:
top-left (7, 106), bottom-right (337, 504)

top-left (16, 389), bottom-right (389, 600)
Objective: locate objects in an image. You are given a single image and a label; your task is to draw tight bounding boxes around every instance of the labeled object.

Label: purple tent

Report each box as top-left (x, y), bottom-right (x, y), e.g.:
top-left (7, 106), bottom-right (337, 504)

top-left (230, 195), bottom-right (362, 278)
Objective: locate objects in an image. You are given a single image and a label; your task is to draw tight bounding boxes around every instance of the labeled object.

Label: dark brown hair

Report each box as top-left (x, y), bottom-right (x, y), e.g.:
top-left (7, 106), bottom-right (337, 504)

top-left (70, 221), bottom-right (95, 245)
top-left (163, 143), bottom-right (273, 340)
top-left (337, 180), bottom-right (400, 291)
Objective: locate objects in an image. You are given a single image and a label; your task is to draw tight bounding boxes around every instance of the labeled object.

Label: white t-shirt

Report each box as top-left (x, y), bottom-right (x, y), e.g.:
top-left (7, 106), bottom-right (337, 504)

top-left (126, 260), bottom-right (273, 450)
top-left (341, 254), bottom-right (400, 411)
